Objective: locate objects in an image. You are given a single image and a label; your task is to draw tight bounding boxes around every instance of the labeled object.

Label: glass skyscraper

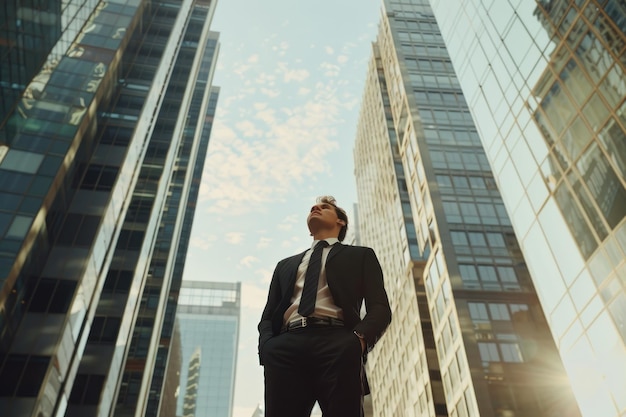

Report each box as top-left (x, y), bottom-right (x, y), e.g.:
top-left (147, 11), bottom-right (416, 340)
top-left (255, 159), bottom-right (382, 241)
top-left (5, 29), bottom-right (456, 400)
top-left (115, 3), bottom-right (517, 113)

top-left (174, 281), bottom-right (241, 417)
top-left (426, 1), bottom-right (625, 416)
top-left (354, 0), bottom-right (580, 415)
top-left (0, 1), bottom-right (220, 417)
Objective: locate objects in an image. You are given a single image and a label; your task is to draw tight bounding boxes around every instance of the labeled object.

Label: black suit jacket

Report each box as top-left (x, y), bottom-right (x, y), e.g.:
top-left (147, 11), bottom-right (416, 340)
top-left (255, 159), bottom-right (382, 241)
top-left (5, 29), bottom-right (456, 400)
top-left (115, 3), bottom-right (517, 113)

top-left (258, 242), bottom-right (391, 366)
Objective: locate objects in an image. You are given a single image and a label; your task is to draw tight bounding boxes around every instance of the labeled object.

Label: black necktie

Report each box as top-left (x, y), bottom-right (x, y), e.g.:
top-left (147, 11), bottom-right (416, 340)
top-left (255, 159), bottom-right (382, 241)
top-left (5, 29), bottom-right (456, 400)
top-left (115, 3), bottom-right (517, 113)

top-left (298, 241), bottom-right (329, 317)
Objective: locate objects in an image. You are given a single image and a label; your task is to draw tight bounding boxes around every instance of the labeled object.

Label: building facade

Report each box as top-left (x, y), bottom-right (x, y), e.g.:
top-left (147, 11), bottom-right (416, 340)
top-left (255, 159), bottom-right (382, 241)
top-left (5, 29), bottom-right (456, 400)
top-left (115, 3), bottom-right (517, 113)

top-left (354, 0), bottom-right (581, 416)
top-left (0, 1), bottom-right (220, 417)
top-left (426, 1), bottom-right (625, 416)
top-left (173, 281), bottom-right (241, 417)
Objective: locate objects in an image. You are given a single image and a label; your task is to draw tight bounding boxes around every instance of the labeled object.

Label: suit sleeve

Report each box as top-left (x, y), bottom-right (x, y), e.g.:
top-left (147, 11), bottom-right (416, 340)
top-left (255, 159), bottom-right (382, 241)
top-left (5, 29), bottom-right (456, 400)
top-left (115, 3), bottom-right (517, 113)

top-left (353, 247), bottom-right (391, 350)
top-left (258, 262), bottom-right (283, 365)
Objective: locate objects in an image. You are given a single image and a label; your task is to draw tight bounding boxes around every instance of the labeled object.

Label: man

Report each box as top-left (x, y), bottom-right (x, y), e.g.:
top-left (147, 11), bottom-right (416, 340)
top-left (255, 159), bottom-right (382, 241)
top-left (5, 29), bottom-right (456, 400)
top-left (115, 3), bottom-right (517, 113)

top-left (258, 196), bottom-right (391, 417)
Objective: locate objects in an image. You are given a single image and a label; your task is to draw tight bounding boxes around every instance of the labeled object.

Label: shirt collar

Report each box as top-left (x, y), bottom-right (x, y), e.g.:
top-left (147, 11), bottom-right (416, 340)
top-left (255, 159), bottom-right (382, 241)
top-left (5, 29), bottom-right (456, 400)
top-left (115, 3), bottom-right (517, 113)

top-left (311, 237), bottom-right (339, 249)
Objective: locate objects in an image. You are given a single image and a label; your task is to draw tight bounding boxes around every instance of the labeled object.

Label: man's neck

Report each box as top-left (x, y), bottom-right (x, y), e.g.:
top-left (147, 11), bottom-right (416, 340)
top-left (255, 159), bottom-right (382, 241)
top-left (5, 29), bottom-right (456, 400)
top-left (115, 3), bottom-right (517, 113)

top-left (311, 231), bottom-right (339, 241)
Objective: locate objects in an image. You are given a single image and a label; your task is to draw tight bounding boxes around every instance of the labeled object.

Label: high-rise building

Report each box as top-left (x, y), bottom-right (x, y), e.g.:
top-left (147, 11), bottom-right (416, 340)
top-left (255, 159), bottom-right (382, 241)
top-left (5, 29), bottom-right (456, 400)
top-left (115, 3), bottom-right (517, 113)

top-left (173, 281), bottom-right (241, 417)
top-left (0, 1), bottom-right (220, 417)
top-left (425, 1), bottom-right (625, 416)
top-left (354, 0), bottom-right (581, 416)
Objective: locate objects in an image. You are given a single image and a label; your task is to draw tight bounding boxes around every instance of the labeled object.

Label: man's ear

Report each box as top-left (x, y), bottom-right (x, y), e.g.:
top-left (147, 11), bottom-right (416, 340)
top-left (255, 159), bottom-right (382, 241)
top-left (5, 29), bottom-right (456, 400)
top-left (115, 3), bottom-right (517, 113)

top-left (337, 219), bottom-right (346, 226)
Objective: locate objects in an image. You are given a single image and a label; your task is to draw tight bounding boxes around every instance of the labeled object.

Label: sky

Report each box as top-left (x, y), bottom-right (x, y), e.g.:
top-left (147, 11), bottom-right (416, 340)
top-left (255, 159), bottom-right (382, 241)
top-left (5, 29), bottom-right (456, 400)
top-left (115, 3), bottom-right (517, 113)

top-left (181, 1), bottom-right (383, 415)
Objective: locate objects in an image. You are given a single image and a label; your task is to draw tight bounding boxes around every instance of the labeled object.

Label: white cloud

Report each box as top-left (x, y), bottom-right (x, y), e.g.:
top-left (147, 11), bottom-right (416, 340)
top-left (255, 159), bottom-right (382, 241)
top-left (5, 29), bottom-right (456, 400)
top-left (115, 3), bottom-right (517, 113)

top-left (272, 41), bottom-right (289, 56)
top-left (242, 282), bottom-right (269, 309)
top-left (254, 72), bottom-right (276, 86)
top-left (277, 213), bottom-right (299, 231)
top-left (247, 54), bottom-right (259, 63)
top-left (277, 62), bottom-right (310, 83)
top-left (255, 107), bottom-right (276, 124)
top-left (337, 55), bottom-right (349, 64)
top-left (199, 76), bottom-right (351, 216)
top-left (233, 63), bottom-right (251, 76)
top-left (325, 46), bottom-right (334, 54)
top-left (226, 232), bottom-right (245, 244)
top-left (256, 237), bottom-right (272, 248)
top-left (297, 87), bottom-right (311, 95)
top-left (320, 62), bottom-right (340, 77)
top-left (260, 87), bottom-right (280, 98)
top-left (240, 255), bottom-right (259, 267)
top-left (235, 120), bottom-right (263, 138)
top-left (189, 234), bottom-right (218, 251)
top-left (256, 268), bottom-right (273, 284)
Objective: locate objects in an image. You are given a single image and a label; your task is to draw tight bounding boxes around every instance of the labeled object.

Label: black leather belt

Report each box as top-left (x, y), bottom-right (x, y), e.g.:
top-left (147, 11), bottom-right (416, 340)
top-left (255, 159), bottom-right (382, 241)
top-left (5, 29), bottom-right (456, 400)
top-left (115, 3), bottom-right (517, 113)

top-left (282, 317), bottom-right (344, 332)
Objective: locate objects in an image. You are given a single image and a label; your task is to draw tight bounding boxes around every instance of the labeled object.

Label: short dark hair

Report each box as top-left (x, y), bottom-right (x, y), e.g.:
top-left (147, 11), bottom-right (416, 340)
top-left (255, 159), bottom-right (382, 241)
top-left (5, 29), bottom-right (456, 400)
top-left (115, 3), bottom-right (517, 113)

top-left (317, 196), bottom-right (348, 241)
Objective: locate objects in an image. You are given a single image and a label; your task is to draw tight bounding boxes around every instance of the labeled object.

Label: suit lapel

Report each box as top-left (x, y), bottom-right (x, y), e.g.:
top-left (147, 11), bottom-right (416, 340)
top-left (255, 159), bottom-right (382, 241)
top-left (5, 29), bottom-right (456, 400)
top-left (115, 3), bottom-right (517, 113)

top-left (326, 242), bottom-right (345, 263)
top-left (281, 250), bottom-right (307, 292)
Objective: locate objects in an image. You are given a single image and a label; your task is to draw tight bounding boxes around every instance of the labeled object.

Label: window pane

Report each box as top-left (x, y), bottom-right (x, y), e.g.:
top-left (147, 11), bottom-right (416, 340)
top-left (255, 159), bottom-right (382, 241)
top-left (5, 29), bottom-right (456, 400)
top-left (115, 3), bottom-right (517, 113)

top-left (489, 303), bottom-right (511, 320)
top-left (17, 356), bottom-right (50, 396)
top-left (500, 343), bottom-right (524, 362)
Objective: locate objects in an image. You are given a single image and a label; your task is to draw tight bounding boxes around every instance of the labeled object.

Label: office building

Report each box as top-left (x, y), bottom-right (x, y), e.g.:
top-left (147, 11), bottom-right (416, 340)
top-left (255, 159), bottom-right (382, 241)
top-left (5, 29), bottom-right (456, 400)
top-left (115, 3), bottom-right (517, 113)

top-left (174, 281), bottom-right (241, 417)
top-left (426, 0), bottom-right (625, 416)
top-left (0, 1), bottom-right (220, 416)
top-left (354, 0), bottom-right (581, 415)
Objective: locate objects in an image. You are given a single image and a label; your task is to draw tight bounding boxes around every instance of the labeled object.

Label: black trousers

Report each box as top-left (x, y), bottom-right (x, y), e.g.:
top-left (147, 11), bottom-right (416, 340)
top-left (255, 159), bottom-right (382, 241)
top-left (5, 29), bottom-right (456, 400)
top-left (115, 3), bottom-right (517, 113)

top-left (262, 326), bottom-right (364, 417)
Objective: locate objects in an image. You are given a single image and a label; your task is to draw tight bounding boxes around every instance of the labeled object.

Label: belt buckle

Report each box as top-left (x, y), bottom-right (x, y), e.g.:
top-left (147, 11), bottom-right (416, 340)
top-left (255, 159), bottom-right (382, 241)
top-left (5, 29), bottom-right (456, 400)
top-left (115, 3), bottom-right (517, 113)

top-left (301, 317), bottom-right (307, 328)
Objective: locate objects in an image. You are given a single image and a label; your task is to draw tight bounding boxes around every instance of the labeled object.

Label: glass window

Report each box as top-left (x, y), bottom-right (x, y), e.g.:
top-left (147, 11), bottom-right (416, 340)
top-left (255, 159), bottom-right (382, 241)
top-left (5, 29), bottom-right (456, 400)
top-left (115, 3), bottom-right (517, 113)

top-left (453, 176), bottom-right (470, 189)
top-left (0, 150), bottom-right (44, 174)
top-left (451, 231), bottom-right (468, 246)
top-left (478, 265), bottom-right (498, 282)
top-left (599, 64), bottom-right (624, 108)
top-left (468, 232), bottom-right (486, 246)
top-left (498, 267), bottom-right (519, 285)
top-left (0, 212), bottom-right (12, 237)
top-left (560, 58), bottom-right (591, 105)
top-left (478, 342), bottom-right (500, 362)
top-left (562, 117), bottom-right (591, 160)
top-left (459, 264), bottom-right (478, 281)
top-left (583, 93), bottom-right (610, 132)
top-left (577, 142), bottom-right (626, 228)
top-left (510, 304), bottom-right (529, 320)
top-left (17, 356), bottom-right (50, 396)
top-left (6, 215), bottom-right (33, 239)
top-left (489, 303), bottom-right (511, 320)
top-left (468, 302), bottom-right (489, 322)
top-left (598, 119), bottom-right (626, 179)
top-left (443, 201), bottom-right (462, 223)
top-left (460, 202), bottom-right (480, 223)
top-left (469, 177), bottom-right (486, 189)
top-left (477, 203), bottom-right (498, 224)
top-left (437, 175), bottom-right (452, 188)
top-left (486, 233), bottom-right (505, 247)
top-left (0, 355), bottom-right (27, 395)
top-left (608, 294), bottom-right (626, 343)
top-left (500, 343), bottom-right (524, 362)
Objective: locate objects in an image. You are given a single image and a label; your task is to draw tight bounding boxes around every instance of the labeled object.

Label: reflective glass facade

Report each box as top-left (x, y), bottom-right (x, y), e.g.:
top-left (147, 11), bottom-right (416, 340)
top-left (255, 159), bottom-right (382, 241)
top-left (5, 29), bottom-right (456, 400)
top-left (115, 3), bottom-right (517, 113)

top-left (354, 1), bottom-right (581, 416)
top-left (426, 1), bottom-right (626, 416)
top-left (175, 281), bottom-right (241, 417)
top-left (0, 1), bottom-right (220, 416)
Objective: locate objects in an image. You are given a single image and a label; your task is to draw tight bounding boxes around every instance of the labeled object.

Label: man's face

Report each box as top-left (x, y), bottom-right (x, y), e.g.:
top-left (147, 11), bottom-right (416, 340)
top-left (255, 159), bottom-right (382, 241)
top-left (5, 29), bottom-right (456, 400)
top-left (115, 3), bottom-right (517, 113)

top-left (307, 202), bottom-right (343, 231)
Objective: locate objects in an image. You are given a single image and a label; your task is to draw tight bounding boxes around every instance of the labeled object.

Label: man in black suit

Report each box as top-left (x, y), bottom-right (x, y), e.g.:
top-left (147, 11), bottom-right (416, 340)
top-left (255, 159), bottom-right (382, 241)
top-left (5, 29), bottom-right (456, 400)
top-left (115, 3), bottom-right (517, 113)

top-left (258, 196), bottom-right (391, 417)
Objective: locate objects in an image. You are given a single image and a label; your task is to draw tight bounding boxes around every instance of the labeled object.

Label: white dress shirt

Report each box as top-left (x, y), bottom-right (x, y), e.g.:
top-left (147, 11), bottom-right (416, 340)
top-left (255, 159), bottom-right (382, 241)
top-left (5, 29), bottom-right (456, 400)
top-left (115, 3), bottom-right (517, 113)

top-left (283, 238), bottom-right (344, 324)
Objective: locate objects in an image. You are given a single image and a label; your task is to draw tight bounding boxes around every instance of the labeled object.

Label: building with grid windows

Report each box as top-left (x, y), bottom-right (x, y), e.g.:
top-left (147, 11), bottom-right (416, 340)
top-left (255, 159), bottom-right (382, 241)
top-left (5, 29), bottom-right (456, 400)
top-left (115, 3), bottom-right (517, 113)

top-left (0, 1), bottom-right (220, 417)
top-left (173, 281), bottom-right (241, 417)
top-left (425, 1), bottom-right (625, 416)
top-left (354, 0), bottom-right (581, 416)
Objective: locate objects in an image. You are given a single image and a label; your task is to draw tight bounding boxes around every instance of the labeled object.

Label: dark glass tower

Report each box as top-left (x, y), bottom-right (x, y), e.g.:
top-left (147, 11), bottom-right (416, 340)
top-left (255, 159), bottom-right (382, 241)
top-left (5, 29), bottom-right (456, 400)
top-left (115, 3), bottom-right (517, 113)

top-left (354, 0), bottom-right (581, 416)
top-left (0, 1), bottom-right (220, 417)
